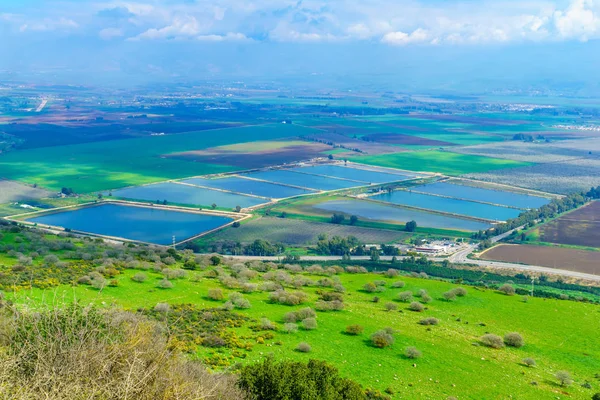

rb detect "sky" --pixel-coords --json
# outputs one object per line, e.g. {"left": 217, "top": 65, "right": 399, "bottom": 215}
{"left": 1, "top": 0, "right": 600, "bottom": 92}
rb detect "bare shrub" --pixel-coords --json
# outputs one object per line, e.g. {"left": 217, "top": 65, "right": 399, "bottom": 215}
{"left": 0, "top": 303, "right": 244, "bottom": 399}
{"left": 269, "top": 290, "right": 308, "bottom": 306}
{"left": 283, "top": 323, "right": 298, "bottom": 334}
{"left": 158, "top": 279, "right": 174, "bottom": 289}
{"left": 391, "top": 281, "right": 405, "bottom": 288}
{"left": 453, "top": 287, "right": 468, "bottom": 297}
{"left": 418, "top": 317, "right": 439, "bottom": 326}
{"left": 131, "top": 273, "right": 147, "bottom": 283}
{"left": 504, "top": 332, "right": 524, "bottom": 348}
{"left": 385, "top": 269, "right": 399, "bottom": 278}
{"left": 154, "top": 303, "right": 170, "bottom": 313}
{"left": 260, "top": 318, "right": 277, "bottom": 331}
{"left": 443, "top": 290, "right": 457, "bottom": 301}
{"left": 397, "top": 291, "right": 413, "bottom": 303}
{"left": 296, "top": 342, "right": 311, "bottom": 353}
{"left": 302, "top": 318, "right": 318, "bottom": 331}
{"left": 408, "top": 302, "right": 424, "bottom": 312}
{"left": 370, "top": 330, "right": 394, "bottom": 348}
{"left": 404, "top": 346, "right": 422, "bottom": 359}
{"left": 421, "top": 294, "right": 433, "bottom": 304}
{"left": 480, "top": 334, "right": 505, "bottom": 349}
{"left": 555, "top": 371, "right": 573, "bottom": 387}
{"left": 523, "top": 358, "right": 536, "bottom": 367}
{"left": 499, "top": 284, "right": 516, "bottom": 296}
{"left": 208, "top": 288, "right": 224, "bottom": 301}
{"left": 385, "top": 302, "right": 398, "bottom": 311}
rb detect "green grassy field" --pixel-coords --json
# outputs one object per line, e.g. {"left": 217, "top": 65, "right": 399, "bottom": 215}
{"left": 351, "top": 150, "right": 532, "bottom": 175}
{"left": 0, "top": 124, "right": 320, "bottom": 193}
{"left": 9, "top": 265, "right": 600, "bottom": 400}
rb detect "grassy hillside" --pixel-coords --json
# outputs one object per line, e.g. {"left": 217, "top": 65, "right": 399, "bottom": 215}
{"left": 2, "top": 222, "right": 599, "bottom": 399}
{"left": 6, "top": 264, "right": 599, "bottom": 398}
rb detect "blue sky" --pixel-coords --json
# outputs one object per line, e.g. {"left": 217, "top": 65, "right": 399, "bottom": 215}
{"left": 1, "top": 0, "right": 599, "bottom": 90}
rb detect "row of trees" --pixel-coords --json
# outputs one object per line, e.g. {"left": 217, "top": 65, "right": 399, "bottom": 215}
{"left": 473, "top": 190, "right": 593, "bottom": 240}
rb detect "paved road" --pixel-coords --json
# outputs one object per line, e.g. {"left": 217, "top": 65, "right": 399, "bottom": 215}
{"left": 229, "top": 254, "right": 600, "bottom": 282}
{"left": 228, "top": 225, "right": 600, "bottom": 283}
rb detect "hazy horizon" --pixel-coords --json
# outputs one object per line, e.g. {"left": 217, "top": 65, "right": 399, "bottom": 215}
{"left": 2, "top": 0, "right": 600, "bottom": 94}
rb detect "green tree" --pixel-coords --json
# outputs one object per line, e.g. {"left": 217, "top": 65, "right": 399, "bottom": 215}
{"left": 405, "top": 220, "right": 417, "bottom": 232}
{"left": 238, "top": 357, "right": 366, "bottom": 399}
{"left": 331, "top": 214, "right": 346, "bottom": 224}
{"left": 350, "top": 215, "right": 358, "bottom": 225}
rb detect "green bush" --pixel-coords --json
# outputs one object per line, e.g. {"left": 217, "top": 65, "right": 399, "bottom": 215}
{"left": 238, "top": 358, "right": 366, "bottom": 399}
{"left": 345, "top": 325, "right": 364, "bottom": 335}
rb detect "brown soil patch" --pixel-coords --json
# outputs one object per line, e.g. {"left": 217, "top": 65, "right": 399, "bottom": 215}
{"left": 362, "top": 133, "right": 454, "bottom": 146}
{"left": 480, "top": 244, "right": 600, "bottom": 275}
{"left": 166, "top": 142, "right": 332, "bottom": 169}
{"left": 540, "top": 201, "right": 600, "bottom": 248}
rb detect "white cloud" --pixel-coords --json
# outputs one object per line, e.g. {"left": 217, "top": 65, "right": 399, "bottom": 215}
{"left": 554, "top": 0, "right": 599, "bottom": 40}
{"left": 5, "top": 0, "right": 600, "bottom": 46}
{"left": 99, "top": 27, "right": 124, "bottom": 39}
{"left": 19, "top": 17, "right": 78, "bottom": 32}
{"left": 135, "top": 15, "right": 201, "bottom": 40}
{"left": 196, "top": 32, "right": 249, "bottom": 41}
{"left": 382, "top": 28, "right": 430, "bottom": 45}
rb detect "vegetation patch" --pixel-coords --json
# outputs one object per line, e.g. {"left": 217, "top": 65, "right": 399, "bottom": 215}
{"left": 351, "top": 150, "right": 531, "bottom": 175}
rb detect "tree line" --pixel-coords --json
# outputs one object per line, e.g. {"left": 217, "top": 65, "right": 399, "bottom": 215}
{"left": 473, "top": 187, "right": 600, "bottom": 240}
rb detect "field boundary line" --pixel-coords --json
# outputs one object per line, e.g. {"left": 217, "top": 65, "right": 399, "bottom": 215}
{"left": 172, "top": 181, "right": 271, "bottom": 200}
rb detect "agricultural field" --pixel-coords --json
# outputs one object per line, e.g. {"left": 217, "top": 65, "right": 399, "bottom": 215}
{"left": 166, "top": 140, "right": 334, "bottom": 169}
{"left": 0, "top": 123, "right": 322, "bottom": 193}
{"left": 480, "top": 244, "right": 600, "bottom": 275}
{"left": 200, "top": 216, "right": 410, "bottom": 246}
{"left": 536, "top": 201, "right": 600, "bottom": 248}
{"left": 454, "top": 140, "right": 592, "bottom": 163}
{"left": 351, "top": 150, "right": 531, "bottom": 175}
{"left": 4, "top": 245, "right": 599, "bottom": 399}
{"left": 466, "top": 158, "right": 600, "bottom": 194}
{"left": 0, "top": 179, "right": 52, "bottom": 203}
